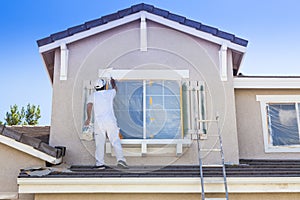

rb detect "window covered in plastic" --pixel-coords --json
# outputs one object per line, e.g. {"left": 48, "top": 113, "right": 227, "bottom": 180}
{"left": 267, "top": 103, "right": 300, "bottom": 146}
{"left": 114, "top": 80, "right": 182, "bottom": 139}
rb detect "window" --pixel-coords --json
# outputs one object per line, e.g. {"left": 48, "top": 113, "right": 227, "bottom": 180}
{"left": 82, "top": 69, "right": 206, "bottom": 155}
{"left": 257, "top": 95, "right": 300, "bottom": 152}
{"left": 114, "top": 80, "right": 182, "bottom": 140}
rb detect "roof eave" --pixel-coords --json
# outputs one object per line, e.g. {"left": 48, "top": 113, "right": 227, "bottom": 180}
{"left": 39, "top": 11, "right": 247, "bottom": 54}
{"left": 234, "top": 77, "right": 300, "bottom": 89}
{"left": 0, "top": 134, "right": 62, "bottom": 165}
{"left": 18, "top": 177, "right": 300, "bottom": 194}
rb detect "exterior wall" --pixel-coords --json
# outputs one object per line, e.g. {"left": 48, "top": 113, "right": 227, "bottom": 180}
{"left": 49, "top": 20, "right": 239, "bottom": 166}
{"left": 0, "top": 143, "right": 44, "bottom": 200}
{"left": 235, "top": 89, "right": 300, "bottom": 159}
{"left": 34, "top": 193, "right": 300, "bottom": 200}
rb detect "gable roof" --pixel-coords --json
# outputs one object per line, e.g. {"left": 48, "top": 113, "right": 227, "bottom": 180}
{"left": 0, "top": 125, "right": 64, "bottom": 164}
{"left": 38, "top": 3, "right": 248, "bottom": 82}
{"left": 37, "top": 3, "right": 248, "bottom": 48}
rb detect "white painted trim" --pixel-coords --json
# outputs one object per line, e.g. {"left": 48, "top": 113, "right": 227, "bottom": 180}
{"left": 0, "top": 192, "right": 18, "bottom": 199}
{"left": 106, "top": 137, "right": 191, "bottom": 157}
{"left": 117, "top": 139, "right": 192, "bottom": 145}
{"left": 0, "top": 135, "right": 62, "bottom": 164}
{"left": 234, "top": 77, "right": 300, "bottom": 88}
{"left": 60, "top": 43, "right": 69, "bottom": 80}
{"left": 219, "top": 44, "right": 227, "bottom": 81}
{"left": 39, "top": 12, "right": 143, "bottom": 53}
{"left": 98, "top": 69, "right": 189, "bottom": 80}
{"left": 256, "top": 95, "right": 300, "bottom": 102}
{"left": 140, "top": 14, "right": 147, "bottom": 51}
{"left": 39, "top": 11, "right": 247, "bottom": 54}
{"left": 18, "top": 177, "right": 300, "bottom": 194}
{"left": 256, "top": 95, "right": 300, "bottom": 153}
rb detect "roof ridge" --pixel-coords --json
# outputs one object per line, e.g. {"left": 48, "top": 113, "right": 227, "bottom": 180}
{"left": 37, "top": 3, "right": 248, "bottom": 47}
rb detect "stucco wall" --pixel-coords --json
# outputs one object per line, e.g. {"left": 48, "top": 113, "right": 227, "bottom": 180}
{"left": 34, "top": 193, "right": 300, "bottom": 200}
{"left": 0, "top": 143, "right": 44, "bottom": 198}
{"left": 235, "top": 89, "right": 300, "bottom": 159}
{"left": 49, "top": 20, "right": 239, "bottom": 166}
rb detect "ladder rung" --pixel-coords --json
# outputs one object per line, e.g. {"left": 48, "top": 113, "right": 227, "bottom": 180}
{"left": 201, "top": 149, "right": 221, "bottom": 152}
{"left": 202, "top": 164, "right": 223, "bottom": 167}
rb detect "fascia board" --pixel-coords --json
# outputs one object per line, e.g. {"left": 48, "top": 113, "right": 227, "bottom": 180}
{"left": 18, "top": 177, "right": 300, "bottom": 194}
{"left": 234, "top": 77, "right": 300, "bottom": 89}
{"left": 38, "top": 12, "right": 143, "bottom": 53}
{"left": 39, "top": 11, "right": 247, "bottom": 54}
{"left": 0, "top": 135, "right": 61, "bottom": 164}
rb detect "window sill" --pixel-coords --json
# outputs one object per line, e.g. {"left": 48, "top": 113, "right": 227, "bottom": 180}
{"left": 106, "top": 139, "right": 192, "bottom": 156}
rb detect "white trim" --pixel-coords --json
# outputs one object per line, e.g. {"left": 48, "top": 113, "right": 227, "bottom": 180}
{"left": 140, "top": 14, "right": 147, "bottom": 51}
{"left": 0, "top": 135, "right": 62, "bottom": 164}
{"left": 39, "top": 11, "right": 247, "bottom": 54}
{"left": 256, "top": 95, "right": 300, "bottom": 102}
{"left": 18, "top": 177, "right": 300, "bottom": 194}
{"left": 106, "top": 139, "right": 191, "bottom": 156}
{"left": 234, "top": 77, "right": 300, "bottom": 89}
{"left": 98, "top": 69, "right": 189, "bottom": 80}
{"left": 256, "top": 95, "right": 300, "bottom": 153}
{"left": 39, "top": 12, "right": 143, "bottom": 53}
{"left": 219, "top": 44, "right": 227, "bottom": 81}
{"left": 142, "top": 80, "right": 147, "bottom": 139}
{"left": 60, "top": 43, "right": 69, "bottom": 80}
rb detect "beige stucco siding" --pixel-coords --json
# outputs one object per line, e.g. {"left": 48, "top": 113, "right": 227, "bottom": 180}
{"left": 34, "top": 193, "right": 300, "bottom": 200}
{"left": 0, "top": 143, "right": 43, "bottom": 196}
{"left": 235, "top": 89, "right": 300, "bottom": 159}
{"left": 49, "top": 20, "right": 239, "bottom": 166}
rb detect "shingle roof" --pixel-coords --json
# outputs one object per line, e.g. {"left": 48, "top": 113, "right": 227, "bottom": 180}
{"left": 7, "top": 125, "right": 50, "bottom": 143}
{"left": 18, "top": 159, "right": 300, "bottom": 178}
{"left": 0, "top": 125, "right": 63, "bottom": 159}
{"left": 37, "top": 3, "right": 248, "bottom": 48}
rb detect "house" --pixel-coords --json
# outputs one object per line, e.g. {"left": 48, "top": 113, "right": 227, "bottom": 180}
{"left": 1, "top": 3, "right": 300, "bottom": 200}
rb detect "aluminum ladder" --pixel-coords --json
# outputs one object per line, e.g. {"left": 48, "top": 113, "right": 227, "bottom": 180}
{"left": 196, "top": 116, "right": 228, "bottom": 200}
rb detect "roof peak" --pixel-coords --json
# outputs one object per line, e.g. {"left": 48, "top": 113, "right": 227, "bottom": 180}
{"left": 37, "top": 3, "right": 248, "bottom": 47}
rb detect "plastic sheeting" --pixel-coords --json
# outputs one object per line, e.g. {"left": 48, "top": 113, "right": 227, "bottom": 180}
{"left": 114, "top": 80, "right": 181, "bottom": 139}
{"left": 267, "top": 103, "right": 300, "bottom": 146}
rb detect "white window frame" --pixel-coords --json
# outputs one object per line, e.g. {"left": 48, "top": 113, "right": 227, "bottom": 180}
{"left": 83, "top": 69, "right": 192, "bottom": 156}
{"left": 256, "top": 95, "right": 300, "bottom": 153}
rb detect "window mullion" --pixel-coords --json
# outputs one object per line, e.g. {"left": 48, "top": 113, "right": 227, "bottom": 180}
{"left": 143, "top": 80, "right": 146, "bottom": 139}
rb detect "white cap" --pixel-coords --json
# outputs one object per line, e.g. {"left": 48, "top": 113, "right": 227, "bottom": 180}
{"left": 94, "top": 79, "right": 106, "bottom": 89}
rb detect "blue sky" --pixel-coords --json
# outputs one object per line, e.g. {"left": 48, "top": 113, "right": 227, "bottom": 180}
{"left": 0, "top": 0, "right": 300, "bottom": 125}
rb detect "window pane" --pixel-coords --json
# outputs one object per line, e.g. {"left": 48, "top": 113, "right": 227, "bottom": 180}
{"left": 146, "top": 80, "right": 181, "bottom": 139}
{"left": 114, "top": 81, "right": 143, "bottom": 139}
{"left": 268, "top": 103, "right": 300, "bottom": 146}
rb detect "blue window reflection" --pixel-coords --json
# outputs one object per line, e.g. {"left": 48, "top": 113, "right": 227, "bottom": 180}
{"left": 114, "top": 80, "right": 182, "bottom": 139}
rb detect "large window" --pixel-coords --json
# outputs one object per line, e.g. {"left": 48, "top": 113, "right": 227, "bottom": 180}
{"left": 82, "top": 69, "right": 206, "bottom": 155}
{"left": 257, "top": 95, "right": 300, "bottom": 152}
{"left": 114, "top": 80, "right": 182, "bottom": 140}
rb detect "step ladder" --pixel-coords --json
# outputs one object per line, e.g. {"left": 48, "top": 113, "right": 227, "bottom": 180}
{"left": 196, "top": 116, "right": 228, "bottom": 200}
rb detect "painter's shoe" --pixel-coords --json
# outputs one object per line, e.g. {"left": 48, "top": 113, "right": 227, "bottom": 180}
{"left": 117, "top": 160, "right": 128, "bottom": 169}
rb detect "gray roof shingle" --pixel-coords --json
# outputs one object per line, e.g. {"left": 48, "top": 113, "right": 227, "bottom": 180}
{"left": 0, "top": 125, "right": 63, "bottom": 159}
{"left": 18, "top": 159, "right": 300, "bottom": 178}
{"left": 37, "top": 3, "right": 248, "bottom": 48}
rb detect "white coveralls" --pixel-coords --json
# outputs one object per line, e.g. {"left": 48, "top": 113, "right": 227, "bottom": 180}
{"left": 87, "top": 89, "right": 126, "bottom": 166}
